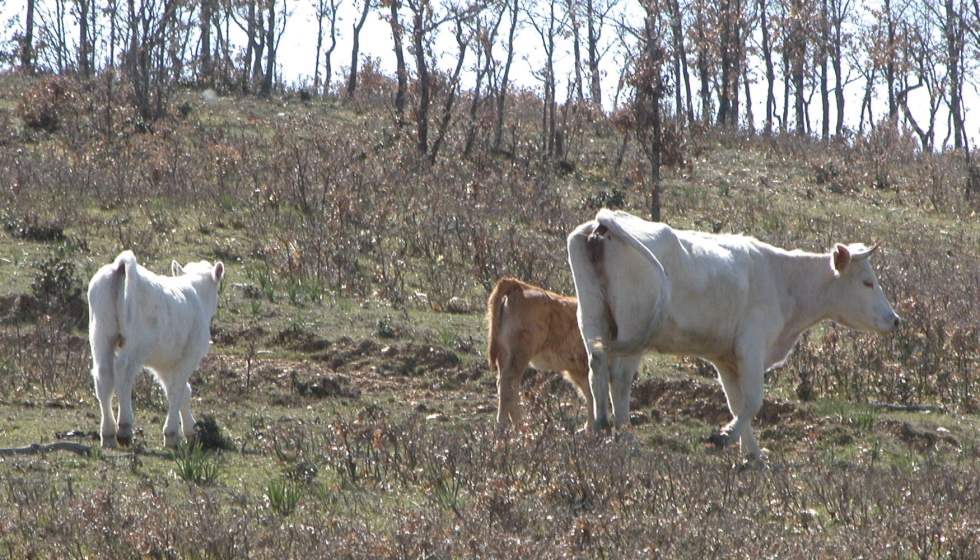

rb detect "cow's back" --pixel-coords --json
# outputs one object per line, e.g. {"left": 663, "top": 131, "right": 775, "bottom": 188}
{"left": 602, "top": 212, "right": 779, "bottom": 358}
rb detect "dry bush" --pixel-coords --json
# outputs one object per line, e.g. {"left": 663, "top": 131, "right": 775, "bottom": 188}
{"left": 16, "top": 76, "right": 82, "bottom": 133}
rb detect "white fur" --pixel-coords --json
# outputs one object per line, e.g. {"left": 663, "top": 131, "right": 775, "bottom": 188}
{"left": 87, "top": 250, "right": 225, "bottom": 449}
{"left": 568, "top": 209, "right": 900, "bottom": 460}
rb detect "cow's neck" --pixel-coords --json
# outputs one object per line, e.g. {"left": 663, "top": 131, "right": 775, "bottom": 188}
{"left": 768, "top": 251, "right": 838, "bottom": 366}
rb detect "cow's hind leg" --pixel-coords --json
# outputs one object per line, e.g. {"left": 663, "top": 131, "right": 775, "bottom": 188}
{"left": 112, "top": 352, "right": 143, "bottom": 447}
{"left": 91, "top": 337, "right": 118, "bottom": 448}
{"left": 587, "top": 349, "right": 612, "bottom": 432}
{"left": 609, "top": 354, "right": 642, "bottom": 429}
{"left": 711, "top": 360, "right": 764, "bottom": 461}
{"left": 496, "top": 348, "right": 531, "bottom": 428}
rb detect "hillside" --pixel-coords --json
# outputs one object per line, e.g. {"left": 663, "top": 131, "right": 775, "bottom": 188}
{"left": 0, "top": 76, "right": 979, "bottom": 557}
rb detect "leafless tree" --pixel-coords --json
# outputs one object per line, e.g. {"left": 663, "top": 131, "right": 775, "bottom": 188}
{"left": 525, "top": 0, "right": 568, "bottom": 155}
{"left": 493, "top": 0, "right": 519, "bottom": 151}
{"left": 313, "top": 0, "right": 341, "bottom": 95}
{"left": 347, "top": 0, "right": 373, "bottom": 97}
{"left": 21, "top": 0, "right": 37, "bottom": 73}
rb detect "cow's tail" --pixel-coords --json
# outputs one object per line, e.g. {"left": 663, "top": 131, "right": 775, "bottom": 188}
{"left": 487, "top": 278, "right": 523, "bottom": 370}
{"left": 593, "top": 210, "right": 671, "bottom": 356}
{"left": 115, "top": 250, "right": 140, "bottom": 335}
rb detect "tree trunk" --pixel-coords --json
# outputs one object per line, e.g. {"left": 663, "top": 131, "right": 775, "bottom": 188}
{"left": 389, "top": 0, "right": 408, "bottom": 120}
{"left": 586, "top": 0, "right": 601, "bottom": 106}
{"left": 411, "top": 2, "right": 429, "bottom": 154}
{"left": 21, "top": 0, "right": 35, "bottom": 73}
{"left": 819, "top": 0, "right": 829, "bottom": 140}
{"left": 260, "top": 0, "right": 277, "bottom": 96}
{"left": 201, "top": 0, "right": 213, "bottom": 86}
{"left": 494, "top": 0, "right": 519, "bottom": 150}
{"left": 78, "top": 0, "right": 91, "bottom": 78}
{"left": 759, "top": 0, "right": 775, "bottom": 134}
{"left": 347, "top": 0, "right": 371, "bottom": 97}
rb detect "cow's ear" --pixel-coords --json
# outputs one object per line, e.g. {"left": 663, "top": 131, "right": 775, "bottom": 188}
{"left": 214, "top": 262, "right": 225, "bottom": 283}
{"left": 833, "top": 244, "right": 851, "bottom": 273}
{"left": 172, "top": 261, "right": 185, "bottom": 276}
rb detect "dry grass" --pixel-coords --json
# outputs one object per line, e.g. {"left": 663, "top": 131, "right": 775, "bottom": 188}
{"left": 1, "top": 72, "right": 980, "bottom": 557}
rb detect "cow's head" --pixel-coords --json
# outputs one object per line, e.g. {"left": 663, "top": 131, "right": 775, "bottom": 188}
{"left": 831, "top": 243, "right": 900, "bottom": 333}
{"left": 173, "top": 259, "right": 225, "bottom": 316}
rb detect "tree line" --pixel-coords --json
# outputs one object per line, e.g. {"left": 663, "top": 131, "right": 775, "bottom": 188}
{"left": 6, "top": 0, "right": 980, "bottom": 157}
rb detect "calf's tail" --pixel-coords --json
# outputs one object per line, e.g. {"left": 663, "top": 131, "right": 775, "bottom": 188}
{"left": 486, "top": 278, "right": 523, "bottom": 370}
{"left": 115, "top": 250, "right": 140, "bottom": 334}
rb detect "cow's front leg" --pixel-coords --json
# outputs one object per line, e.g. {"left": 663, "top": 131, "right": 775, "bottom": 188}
{"left": 711, "top": 358, "right": 765, "bottom": 461}
{"left": 162, "top": 378, "right": 191, "bottom": 449}
{"left": 179, "top": 381, "right": 198, "bottom": 445}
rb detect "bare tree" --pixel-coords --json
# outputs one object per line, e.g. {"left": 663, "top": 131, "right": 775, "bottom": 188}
{"left": 463, "top": 0, "right": 506, "bottom": 155}
{"left": 21, "top": 0, "right": 37, "bottom": 74}
{"left": 525, "top": 0, "right": 568, "bottom": 155}
{"left": 493, "top": 0, "right": 519, "bottom": 150}
{"left": 260, "top": 0, "right": 289, "bottom": 96}
{"left": 385, "top": 0, "right": 409, "bottom": 119}
{"left": 757, "top": 0, "right": 777, "bottom": 133}
{"left": 940, "top": 0, "right": 968, "bottom": 151}
{"left": 827, "top": 0, "right": 852, "bottom": 137}
{"left": 347, "top": 0, "right": 373, "bottom": 97}
{"left": 585, "top": 0, "right": 618, "bottom": 108}
{"left": 620, "top": 0, "right": 669, "bottom": 220}
{"left": 430, "top": 11, "right": 476, "bottom": 162}
{"left": 313, "top": 0, "right": 340, "bottom": 95}
{"left": 124, "top": 0, "right": 181, "bottom": 123}
{"left": 665, "top": 0, "right": 693, "bottom": 122}
{"left": 200, "top": 0, "right": 213, "bottom": 85}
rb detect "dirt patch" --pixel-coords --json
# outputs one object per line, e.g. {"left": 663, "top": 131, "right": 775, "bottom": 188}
{"left": 882, "top": 419, "right": 961, "bottom": 452}
{"left": 310, "top": 337, "right": 473, "bottom": 380}
{"left": 631, "top": 377, "right": 811, "bottom": 427}
{"left": 290, "top": 372, "right": 360, "bottom": 399}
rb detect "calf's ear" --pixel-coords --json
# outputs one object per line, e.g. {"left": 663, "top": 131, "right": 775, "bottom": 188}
{"left": 214, "top": 262, "right": 225, "bottom": 283}
{"left": 832, "top": 244, "right": 851, "bottom": 274}
{"left": 172, "top": 261, "right": 185, "bottom": 276}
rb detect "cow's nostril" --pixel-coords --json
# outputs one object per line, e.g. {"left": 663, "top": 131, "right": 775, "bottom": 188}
{"left": 894, "top": 317, "right": 901, "bottom": 328}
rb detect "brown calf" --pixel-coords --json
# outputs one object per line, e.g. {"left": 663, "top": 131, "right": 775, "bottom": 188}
{"left": 486, "top": 277, "right": 592, "bottom": 428}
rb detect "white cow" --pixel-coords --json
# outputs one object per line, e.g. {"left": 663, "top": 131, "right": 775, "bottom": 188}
{"left": 88, "top": 250, "right": 225, "bottom": 449}
{"left": 567, "top": 209, "right": 900, "bottom": 460}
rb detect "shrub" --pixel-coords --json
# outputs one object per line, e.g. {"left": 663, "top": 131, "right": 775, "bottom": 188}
{"left": 16, "top": 76, "right": 80, "bottom": 133}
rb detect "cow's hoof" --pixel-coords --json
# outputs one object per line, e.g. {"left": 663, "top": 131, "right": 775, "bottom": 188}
{"left": 115, "top": 434, "right": 132, "bottom": 447}
{"left": 592, "top": 418, "right": 613, "bottom": 434}
{"left": 101, "top": 435, "right": 119, "bottom": 449}
{"left": 705, "top": 431, "right": 730, "bottom": 449}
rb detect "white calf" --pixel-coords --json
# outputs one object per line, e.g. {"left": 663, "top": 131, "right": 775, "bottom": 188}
{"left": 88, "top": 250, "right": 224, "bottom": 449}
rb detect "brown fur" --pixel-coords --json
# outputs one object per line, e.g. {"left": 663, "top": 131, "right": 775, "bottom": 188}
{"left": 486, "top": 277, "right": 592, "bottom": 428}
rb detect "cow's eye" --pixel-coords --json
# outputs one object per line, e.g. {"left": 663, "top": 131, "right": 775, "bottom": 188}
{"left": 863, "top": 280, "right": 874, "bottom": 288}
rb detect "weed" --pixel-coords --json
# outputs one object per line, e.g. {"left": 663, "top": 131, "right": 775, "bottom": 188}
{"left": 195, "top": 415, "right": 233, "bottom": 451}
{"left": 171, "top": 445, "right": 220, "bottom": 485}
{"left": 375, "top": 315, "right": 398, "bottom": 339}
{"left": 266, "top": 478, "right": 302, "bottom": 516}
{"left": 30, "top": 254, "right": 84, "bottom": 310}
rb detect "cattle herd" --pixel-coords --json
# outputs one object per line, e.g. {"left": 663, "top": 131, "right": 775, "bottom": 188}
{"left": 88, "top": 210, "right": 899, "bottom": 461}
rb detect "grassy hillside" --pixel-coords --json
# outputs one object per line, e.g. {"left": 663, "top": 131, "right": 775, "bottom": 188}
{"left": 0, "top": 75, "right": 979, "bottom": 557}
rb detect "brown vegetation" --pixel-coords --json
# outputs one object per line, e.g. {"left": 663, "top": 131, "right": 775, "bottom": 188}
{"left": 0, "top": 64, "right": 979, "bottom": 555}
